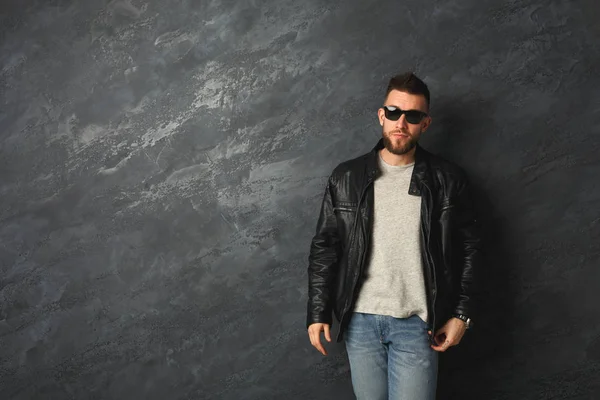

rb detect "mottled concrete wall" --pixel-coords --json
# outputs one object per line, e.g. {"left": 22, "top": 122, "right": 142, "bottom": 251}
{"left": 1, "top": 1, "right": 599, "bottom": 399}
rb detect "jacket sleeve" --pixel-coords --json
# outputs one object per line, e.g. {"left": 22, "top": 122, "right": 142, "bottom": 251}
{"left": 452, "top": 173, "right": 483, "bottom": 321}
{"left": 306, "top": 174, "right": 341, "bottom": 329}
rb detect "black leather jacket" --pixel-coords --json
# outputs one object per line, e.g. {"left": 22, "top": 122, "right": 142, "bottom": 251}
{"left": 307, "top": 138, "right": 483, "bottom": 344}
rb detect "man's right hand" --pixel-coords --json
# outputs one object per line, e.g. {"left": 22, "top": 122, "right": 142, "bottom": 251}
{"left": 308, "top": 323, "right": 332, "bottom": 355}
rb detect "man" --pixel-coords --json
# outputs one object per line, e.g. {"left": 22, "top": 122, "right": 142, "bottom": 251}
{"left": 306, "top": 72, "right": 482, "bottom": 399}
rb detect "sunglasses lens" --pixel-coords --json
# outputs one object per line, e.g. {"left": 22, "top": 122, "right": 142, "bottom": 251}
{"left": 384, "top": 107, "right": 401, "bottom": 121}
{"left": 405, "top": 111, "right": 424, "bottom": 124}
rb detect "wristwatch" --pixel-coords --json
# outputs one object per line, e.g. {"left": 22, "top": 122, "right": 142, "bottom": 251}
{"left": 453, "top": 314, "right": 473, "bottom": 329}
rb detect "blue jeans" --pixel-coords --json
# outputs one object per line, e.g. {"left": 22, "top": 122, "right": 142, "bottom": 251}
{"left": 344, "top": 312, "right": 438, "bottom": 400}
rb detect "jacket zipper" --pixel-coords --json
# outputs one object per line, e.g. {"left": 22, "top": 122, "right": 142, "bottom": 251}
{"left": 421, "top": 181, "right": 437, "bottom": 342}
{"left": 339, "top": 177, "right": 373, "bottom": 336}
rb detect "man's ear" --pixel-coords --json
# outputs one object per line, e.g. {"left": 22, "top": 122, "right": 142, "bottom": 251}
{"left": 377, "top": 108, "right": 384, "bottom": 125}
{"left": 422, "top": 115, "right": 432, "bottom": 131}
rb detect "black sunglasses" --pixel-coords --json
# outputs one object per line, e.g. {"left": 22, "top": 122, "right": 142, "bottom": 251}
{"left": 382, "top": 105, "right": 428, "bottom": 124}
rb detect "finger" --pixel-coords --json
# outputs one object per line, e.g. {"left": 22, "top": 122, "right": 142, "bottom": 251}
{"left": 313, "top": 332, "right": 327, "bottom": 355}
{"left": 430, "top": 343, "right": 444, "bottom": 352}
{"left": 316, "top": 340, "right": 327, "bottom": 355}
{"left": 431, "top": 338, "right": 452, "bottom": 352}
{"left": 324, "top": 325, "right": 331, "bottom": 342}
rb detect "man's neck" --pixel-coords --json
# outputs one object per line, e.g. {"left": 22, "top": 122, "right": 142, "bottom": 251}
{"left": 379, "top": 147, "right": 416, "bottom": 166}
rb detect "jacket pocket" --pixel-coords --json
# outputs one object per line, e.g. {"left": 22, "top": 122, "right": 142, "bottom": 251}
{"left": 333, "top": 201, "right": 358, "bottom": 213}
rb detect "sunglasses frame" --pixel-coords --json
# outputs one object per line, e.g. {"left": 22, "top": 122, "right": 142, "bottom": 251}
{"left": 382, "top": 105, "right": 428, "bottom": 124}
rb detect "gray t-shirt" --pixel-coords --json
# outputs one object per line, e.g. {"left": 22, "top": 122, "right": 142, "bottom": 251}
{"left": 353, "top": 151, "right": 429, "bottom": 324}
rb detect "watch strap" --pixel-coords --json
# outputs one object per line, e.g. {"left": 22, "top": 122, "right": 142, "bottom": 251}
{"left": 453, "top": 314, "right": 472, "bottom": 329}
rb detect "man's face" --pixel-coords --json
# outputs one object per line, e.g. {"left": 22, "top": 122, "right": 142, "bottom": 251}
{"left": 377, "top": 90, "right": 432, "bottom": 155}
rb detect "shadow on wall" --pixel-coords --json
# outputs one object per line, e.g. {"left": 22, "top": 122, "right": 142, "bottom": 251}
{"left": 424, "top": 96, "right": 517, "bottom": 400}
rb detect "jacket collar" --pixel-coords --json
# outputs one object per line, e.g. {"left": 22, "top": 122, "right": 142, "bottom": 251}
{"left": 366, "top": 138, "right": 431, "bottom": 196}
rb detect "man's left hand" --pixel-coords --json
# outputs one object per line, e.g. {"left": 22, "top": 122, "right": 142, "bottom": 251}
{"left": 429, "top": 317, "right": 467, "bottom": 352}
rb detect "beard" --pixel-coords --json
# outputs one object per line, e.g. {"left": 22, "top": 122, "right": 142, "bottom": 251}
{"left": 382, "top": 129, "right": 419, "bottom": 155}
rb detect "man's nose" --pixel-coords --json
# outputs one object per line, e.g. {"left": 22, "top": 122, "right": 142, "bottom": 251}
{"left": 395, "top": 113, "right": 408, "bottom": 128}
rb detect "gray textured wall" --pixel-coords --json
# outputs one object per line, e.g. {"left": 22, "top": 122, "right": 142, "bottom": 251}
{"left": 1, "top": 0, "right": 599, "bottom": 399}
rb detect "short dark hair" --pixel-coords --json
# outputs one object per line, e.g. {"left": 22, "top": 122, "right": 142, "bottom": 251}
{"left": 384, "top": 72, "right": 430, "bottom": 110}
